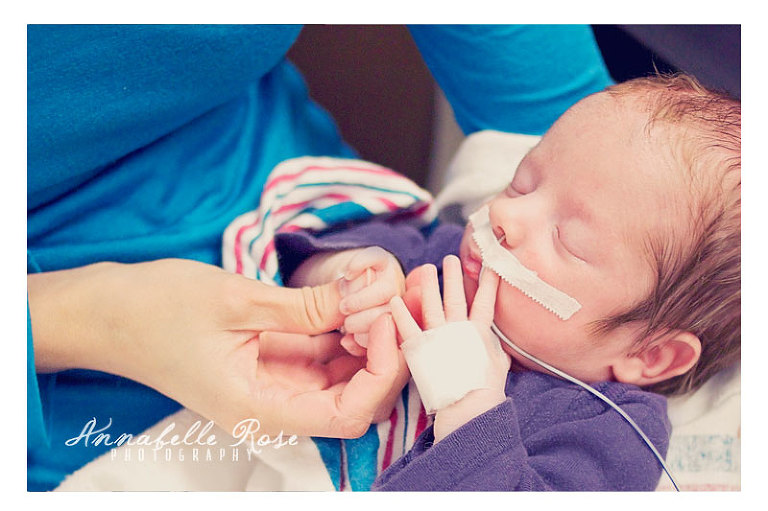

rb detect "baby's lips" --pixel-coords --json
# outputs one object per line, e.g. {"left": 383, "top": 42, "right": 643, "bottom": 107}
{"left": 462, "top": 252, "right": 482, "bottom": 279}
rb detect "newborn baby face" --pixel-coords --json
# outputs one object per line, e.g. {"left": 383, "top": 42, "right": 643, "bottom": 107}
{"left": 459, "top": 92, "right": 690, "bottom": 382}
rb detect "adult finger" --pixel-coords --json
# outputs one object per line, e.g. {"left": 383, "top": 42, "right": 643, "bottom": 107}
{"left": 284, "top": 314, "right": 400, "bottom": 438}
{"left": 255, "top": 280, "right": 345, "bottom": 334}
{"left": 343, "top": 304, "right": 390, "bottom": 334}
{"left": 469, "top": 266, "right": 500, "bottom": 326}
{"left": 326, "top": 352, "right": 367, "bottom": 385}
{"left": 258, "top": 331, "right": 346, "bottom": 363}
{"left": 442, "top": 255, "right": 468, "bottom": 322}
{"left": 333, "top": 314, "right": 401, "bottom": 435}
{"left": 420, "top": 264, "right": 445, "bottom": 329}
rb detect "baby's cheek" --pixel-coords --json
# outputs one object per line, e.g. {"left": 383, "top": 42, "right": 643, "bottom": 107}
{"left": 493, "top": 285, "right": 562, "bottom": 347}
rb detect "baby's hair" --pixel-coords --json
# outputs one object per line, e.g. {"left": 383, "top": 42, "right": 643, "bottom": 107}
{"left": 594, "top": 73, "right": 741, "bottom": 395}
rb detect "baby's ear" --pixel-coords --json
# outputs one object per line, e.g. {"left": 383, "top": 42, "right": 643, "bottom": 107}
{"left": 612, "top": 331, "right": 701, "bottom": 387}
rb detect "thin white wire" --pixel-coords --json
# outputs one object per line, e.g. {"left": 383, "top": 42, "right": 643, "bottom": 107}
{"left": 489, "top": 322, "right": 680, "bottom": 492}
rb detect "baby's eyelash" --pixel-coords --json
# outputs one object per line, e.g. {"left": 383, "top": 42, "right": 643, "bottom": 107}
{"left": 555, "top": 226, "right": 586, "bottom": 263}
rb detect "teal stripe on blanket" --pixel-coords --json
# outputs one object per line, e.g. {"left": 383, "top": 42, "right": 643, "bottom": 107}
{"left": 312, "top": 424, "right": 381, "bottom": 491}
{"left": 345, "top": 424, "right": 380, "bottom": 491}
{"left": 313, "top": 202, "right": 374, "bottom": 225}
{"left": 312, "top": 437, "right": 342, "bottom": 490}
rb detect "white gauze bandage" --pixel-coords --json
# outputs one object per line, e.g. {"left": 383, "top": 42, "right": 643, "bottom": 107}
{"left": 401, "top": 321, "right": 492, "bottom": 414}
{"left": 469, "top": 205, "right": 581, "bottom": 320}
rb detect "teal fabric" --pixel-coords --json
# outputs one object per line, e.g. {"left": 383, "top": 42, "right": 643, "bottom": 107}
{"left": 27, "top": 300, "right": 47, "bottom": 451}
{"left": 409, "top": 25, "right": 612, "bottom": 135}
{"left": 26, "top": 24, "right": 611, "bottom": 491}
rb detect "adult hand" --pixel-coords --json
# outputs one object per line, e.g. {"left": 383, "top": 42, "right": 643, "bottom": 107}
{"left": 27, "top": 258, "right": 403, "bottom": 437}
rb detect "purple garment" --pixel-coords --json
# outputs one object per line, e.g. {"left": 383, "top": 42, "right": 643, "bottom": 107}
{"left": 275, "top": 220, "right": 464, "bottom": 282}
{"left": 275, "top": 220, "right": 671, "bottom": 491}
{"left": 373, "top": 370, "right": 669, "bottom": 491}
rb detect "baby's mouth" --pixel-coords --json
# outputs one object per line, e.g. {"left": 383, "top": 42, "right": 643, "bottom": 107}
{"left": 461, "top": 240, "right": 483, "bottom": 280}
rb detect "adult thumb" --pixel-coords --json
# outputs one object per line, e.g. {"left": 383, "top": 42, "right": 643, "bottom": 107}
{"left": 266, "top": 279, "right": 346, "bottom": 335}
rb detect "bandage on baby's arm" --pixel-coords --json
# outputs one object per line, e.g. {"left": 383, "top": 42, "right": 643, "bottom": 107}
{"left": 401, "top": 321, "right": 493, "bottom": 414}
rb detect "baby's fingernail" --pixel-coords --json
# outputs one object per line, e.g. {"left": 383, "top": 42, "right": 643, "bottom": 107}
{"left": 339, "top": 299, "right": 351, "bottom": 315}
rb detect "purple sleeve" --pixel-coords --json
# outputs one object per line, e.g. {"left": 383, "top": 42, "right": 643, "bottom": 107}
{"left": 274, "top": 221, "right": 463, "bottom": 284}
{"left": 373, "top": 375, "right": 671, "bottom": 491}
{"left": 373, "top": 399, "right": 537, "bottom": 491}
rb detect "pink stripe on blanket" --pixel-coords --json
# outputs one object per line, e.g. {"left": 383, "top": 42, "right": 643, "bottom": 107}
{"left": 377, "top": 197, "right": 402, "bottom": 212}
{"left": 258, "top": 240, "right": 275, "bottom": 272}
{"left": 264, "top": 164, "right": 399, "bottom": 193}
{"left": 233, "top": 214, "right": 261, "bottom": 275}
{"left": 382, "top": 407, "right": 399, "bottom": 471}
{"left": 277, "top": 224, "right": 304, "bottom": 233}
{"left": 415, "top": 406, "right": 428, "bottom": 440}
{"left": 257, "top": 224, "right": 305, "bottom": 272}
{"left": 233, "top": 192, "right": 351, "bottom": 275}
{"left": 274, "top": 199, "right": 313, "bottom": 214}
{"left": 273, "top": 193, "right": 352, "bottom": 215}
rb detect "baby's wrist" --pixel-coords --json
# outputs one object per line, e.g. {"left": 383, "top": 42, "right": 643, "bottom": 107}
{"left": 432, "top": 388, "right": 507, "bottom": 442}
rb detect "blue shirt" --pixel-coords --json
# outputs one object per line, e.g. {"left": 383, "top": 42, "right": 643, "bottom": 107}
{"left": 27, "top": 24, "right": 611, "bottom": 490}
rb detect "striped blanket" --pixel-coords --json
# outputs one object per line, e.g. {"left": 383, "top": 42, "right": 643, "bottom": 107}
{"left": 222, "top": 156, "right": 436, "bottom": 490}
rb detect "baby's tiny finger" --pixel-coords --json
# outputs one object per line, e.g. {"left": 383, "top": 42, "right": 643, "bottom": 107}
{"left": 442, "top": 255, "right": 468, "bottom": 322}
{"left": 469, "top": 266, "right": 500, "bottom": 325}
{"left": 339, "top": 272, "right": 370, "bottom": 298}
{"left": 344, "top": 246, "right": 391, "bottom": 279}
{"left": 420, "top": 264, "right": 446, "bottom": 329}
{"left": 340, "top": 280, "right": 398, "bottom": 315}
{"left": 389, "top": 295, "right": 422, "bottom": 341}
{"left": 402, "top": 285, "right": 423, "bottom": 329}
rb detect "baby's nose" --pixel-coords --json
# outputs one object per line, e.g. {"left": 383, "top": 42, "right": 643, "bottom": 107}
{"left": 489, "top": 203, "right": 527, "bottom": 249}
{"left": 497, "top": 223, "right": 526, "bottom": 249}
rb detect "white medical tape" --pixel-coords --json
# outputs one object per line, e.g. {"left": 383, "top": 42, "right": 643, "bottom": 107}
{"left": 401, "top": 321, "right": 492, "bottom": 414}
{"left": 469, "top": 205, "right": 581, "bottom": 320}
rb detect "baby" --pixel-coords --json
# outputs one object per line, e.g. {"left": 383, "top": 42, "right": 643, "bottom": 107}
{"left": 274, "top": 74, "right": 741, "bottom": 490}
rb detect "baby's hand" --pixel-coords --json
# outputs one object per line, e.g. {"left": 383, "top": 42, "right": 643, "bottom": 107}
{"left": 389, "top": 256, "right": 511, "bottom": 441}
{"left": 338, "top": 247, "right": 405, "bottom": 356}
